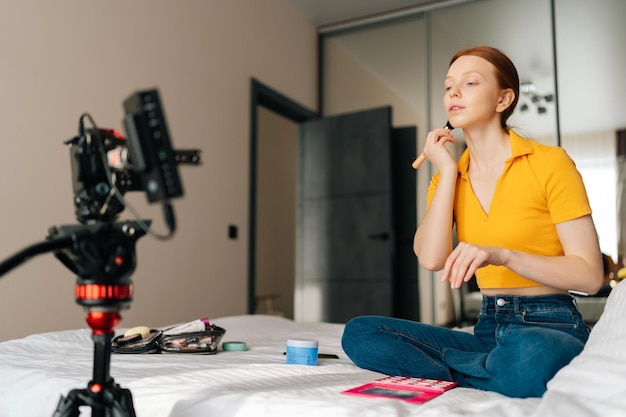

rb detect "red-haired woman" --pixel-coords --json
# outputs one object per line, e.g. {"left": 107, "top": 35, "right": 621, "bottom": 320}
{"left": 341, "top": 46, "right": 603, "bottom": 398}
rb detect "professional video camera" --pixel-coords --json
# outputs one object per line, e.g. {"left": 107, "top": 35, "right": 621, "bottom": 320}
{"left": 0, "top": 88, "right": 201, "bottom": 417}
{"left": 68, "top": 89, "right": 200, "bottom": 224}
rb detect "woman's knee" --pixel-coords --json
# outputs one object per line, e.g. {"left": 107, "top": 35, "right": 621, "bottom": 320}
{"left": 341, "top": 316, "right": 378, "bottom": 354}
{"left": 483, "top": 327, "right": 584, "bottom": 397}
{"left": 343, "top": 316, "right": 374, "bottom": 339}
{"left": 498, "top": 326, "right": 584, "bottom": 364}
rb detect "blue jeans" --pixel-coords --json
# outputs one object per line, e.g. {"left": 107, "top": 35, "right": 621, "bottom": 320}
{"left": 341, "top": 294, "right": 589, "bottom": 398}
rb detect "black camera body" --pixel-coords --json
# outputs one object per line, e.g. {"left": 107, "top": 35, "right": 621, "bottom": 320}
{"left": 67, "top": 128, "right": 139, "bottom": 222}
{"left": 67, "top": 89, "right": 199, "bottom": 223}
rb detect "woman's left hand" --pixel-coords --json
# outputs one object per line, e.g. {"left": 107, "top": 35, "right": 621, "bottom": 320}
{"left": 441, "top": 242, "right": 504, "bottom": 289}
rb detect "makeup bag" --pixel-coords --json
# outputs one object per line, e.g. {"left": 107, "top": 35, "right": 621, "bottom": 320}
{"left": 111, "top": 325, "right": 226, "bottom": 354}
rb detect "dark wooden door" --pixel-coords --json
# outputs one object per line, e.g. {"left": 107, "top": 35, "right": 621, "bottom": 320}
{"left": 391, "top": 126, "right": 418, "bottom": 321}
{"left": 296, "top": 107, "right": 398, "bottom": 323}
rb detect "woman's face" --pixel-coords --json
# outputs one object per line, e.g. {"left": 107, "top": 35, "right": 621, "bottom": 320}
{"left": 444, "top": 55, "right": 504, "bottom": 129}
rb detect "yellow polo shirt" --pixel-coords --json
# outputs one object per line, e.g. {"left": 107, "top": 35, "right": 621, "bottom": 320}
{"left": 427, "top": 130, "right": 591, "bottom": 289}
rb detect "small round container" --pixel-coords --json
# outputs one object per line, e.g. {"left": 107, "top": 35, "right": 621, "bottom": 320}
{"left": 285, "top": 339, "right": 318, "bottom": 366}
{"left": 222, "top": 341, "right": 248, "bottom": 351}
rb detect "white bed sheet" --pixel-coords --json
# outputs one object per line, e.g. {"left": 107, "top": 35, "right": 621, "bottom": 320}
{"left": 1, "top": 282, "right": 626, "bottom": 417}
{"left": 0, "top": 315, "right": 527, "bottom": 417}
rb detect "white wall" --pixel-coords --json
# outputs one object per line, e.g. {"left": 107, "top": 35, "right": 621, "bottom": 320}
{"left": 0, "top": 0, "right": 317, "bottom": 342}
{"left": 561, "top": 131, "right": 619, "bottom": 260}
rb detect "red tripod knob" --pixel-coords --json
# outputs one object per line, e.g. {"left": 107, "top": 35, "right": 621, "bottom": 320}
{"left": 86, "top": 311, "right": 123, "bottom": 335}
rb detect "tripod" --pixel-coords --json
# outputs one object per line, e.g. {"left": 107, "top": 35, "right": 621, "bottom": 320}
{"left": 0, "top": 93, "right": 199, "bottom": 416}
{"left": 0, "top": 220, "right": 148, "bottom": 417}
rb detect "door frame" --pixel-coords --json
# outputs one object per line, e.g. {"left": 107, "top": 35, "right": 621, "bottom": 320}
{"left": 248, "top": 78, "right": 317, "bottom": 313}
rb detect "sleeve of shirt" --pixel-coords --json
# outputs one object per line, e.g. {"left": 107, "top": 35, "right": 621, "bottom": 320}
{"left": 538, "top": 147, "right": 592, "bottom": 224}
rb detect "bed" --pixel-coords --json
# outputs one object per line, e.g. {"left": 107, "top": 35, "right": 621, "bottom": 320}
{"left": 1, "top": 282, "right": 625, "bottom": 417}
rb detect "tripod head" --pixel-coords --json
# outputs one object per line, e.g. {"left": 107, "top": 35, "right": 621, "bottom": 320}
{"left": 48, "top": 221, "right": 146, "bottom": 312}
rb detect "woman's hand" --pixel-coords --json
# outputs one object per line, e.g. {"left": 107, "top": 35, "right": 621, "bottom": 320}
{"left": 422, "top": 126, "right": 457, "bottom": 172}
{"left": 440, "top": 216, "right": 604, "bottom": 294}
{"left": 441, "top": 242, "right": 505, "bottom": 289}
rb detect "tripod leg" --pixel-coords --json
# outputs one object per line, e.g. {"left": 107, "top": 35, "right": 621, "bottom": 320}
{"left": 52, "top": 386, "right": 136, "bottom": 417}
{"left": 51, "top": 389, "right": 84, "bottom": 417}
{"left": 104, "top": 386, "right": 137, "bottom": 417}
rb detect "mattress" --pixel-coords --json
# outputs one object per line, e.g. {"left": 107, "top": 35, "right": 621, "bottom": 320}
{"left": 1, "top": 282, "right": 626, "bottom": 417}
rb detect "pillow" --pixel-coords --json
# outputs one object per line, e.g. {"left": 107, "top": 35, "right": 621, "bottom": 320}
{"left": 531, "top": 282, "right": 626, "bottom": 417}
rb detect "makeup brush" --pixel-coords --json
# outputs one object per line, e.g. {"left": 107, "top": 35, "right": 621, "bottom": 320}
{"left": 411, "top": 121, "right": 454, "bottom": 169}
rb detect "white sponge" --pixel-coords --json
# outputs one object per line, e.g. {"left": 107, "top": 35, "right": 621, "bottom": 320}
{"left": 124, "top": 326, "right": 151, "bottom": 338}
